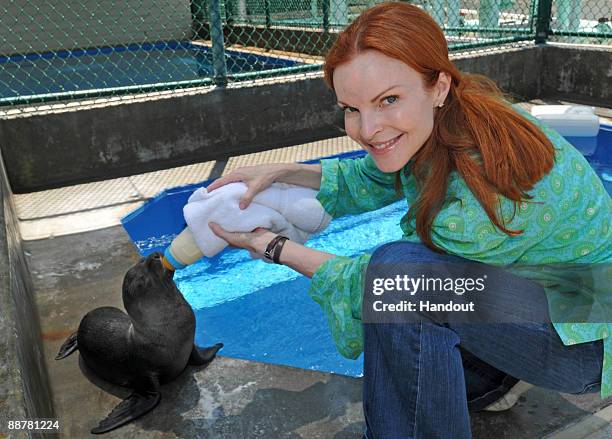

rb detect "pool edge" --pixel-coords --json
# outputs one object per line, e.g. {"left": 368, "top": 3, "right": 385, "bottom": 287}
{"left": 0, "top": 152, "right": 56, "bottom": 437}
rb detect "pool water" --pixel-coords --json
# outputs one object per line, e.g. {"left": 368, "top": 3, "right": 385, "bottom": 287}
{"left": 176, "top": 201, "right": 406, "bottom": 376}
{"left": 123, "top": 126, "right": 612, "bottom": 378}
{"left": 0, "top": 41, "right": 302, "bottom": 102}
{"left": 573, "top": 126, "right": 612, "bottom": 195}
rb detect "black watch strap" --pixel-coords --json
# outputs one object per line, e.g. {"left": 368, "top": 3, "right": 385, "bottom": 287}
{"left": 272, "top": 237, "right": 288, "bottom": 264}
{"left": 264, "top": 235, "right": 289, "bottom": 264}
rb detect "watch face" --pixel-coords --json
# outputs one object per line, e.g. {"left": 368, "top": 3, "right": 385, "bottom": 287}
{"left": 264, "top": 236, "right": 287, "bottom": 263}
{"left": 264, "top": 236, "right": 281, "bottom": 260}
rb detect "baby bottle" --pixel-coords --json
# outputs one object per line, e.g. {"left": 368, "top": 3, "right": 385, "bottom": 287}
{"left": 162, "top": 227, "right": 203, "bottom": 271}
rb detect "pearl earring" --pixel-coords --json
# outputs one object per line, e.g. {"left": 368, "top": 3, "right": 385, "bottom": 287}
{"left": 437, "top": 102, "right": 444, "bottom": 108}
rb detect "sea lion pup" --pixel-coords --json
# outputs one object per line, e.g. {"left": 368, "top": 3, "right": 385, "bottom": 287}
{"left": 56, "top": 252, "right": 223, "bottom": 434}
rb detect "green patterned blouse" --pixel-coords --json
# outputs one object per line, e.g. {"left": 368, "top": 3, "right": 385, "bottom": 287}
{"left": 309, "top": 110, "right": 612, "bottom": 398}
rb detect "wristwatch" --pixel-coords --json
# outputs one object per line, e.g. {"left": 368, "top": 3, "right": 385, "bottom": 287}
{"left": 264, "top": 235, "right": 289, "bottom": 264}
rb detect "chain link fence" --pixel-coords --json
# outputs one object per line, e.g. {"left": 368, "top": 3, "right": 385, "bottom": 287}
{"left": 0, "top": 0, "right": 609, "bottom": 109}
{"left": 549, "top": 0, "right": 611, "bottom": 43}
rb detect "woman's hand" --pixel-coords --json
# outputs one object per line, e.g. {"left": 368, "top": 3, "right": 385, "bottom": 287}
{"left": 206, "top": 164, "right": 289, "bottom": 210}
{"left": 209, "top": 221, "right": 337, "bottom": 278}
{"left": 206, "top": 162, "right": 323, "bottom": 209}
{"left": 208, "top": 222, "right": 276, "bottom": 256}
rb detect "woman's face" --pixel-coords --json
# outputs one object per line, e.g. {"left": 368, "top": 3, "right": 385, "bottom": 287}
{"left": 333, "top": 50, "right": 450, "bottom": 173}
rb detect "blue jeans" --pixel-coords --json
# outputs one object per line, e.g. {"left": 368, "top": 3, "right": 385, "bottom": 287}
{"left": 362, "top": 241, "right": 603, "bottom": 439}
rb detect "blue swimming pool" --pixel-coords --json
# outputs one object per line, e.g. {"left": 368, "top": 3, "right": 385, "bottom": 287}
{"left": 0, "top": 41, "right": 303, "bottom": 103}
{"left": 123, "top": 126, "right": 612, "bottom": 377}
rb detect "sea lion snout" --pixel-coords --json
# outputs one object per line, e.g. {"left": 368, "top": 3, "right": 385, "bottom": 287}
{"left": 146, "top": 252, "right": 174, "bottom": 280}
{"left": 145, "top": 252, "right": 161, "bottom": 268}
{"left": 123, "top": 252, "right": 173, "bottom": 297}
{"left": 140, "top": 252, "right": 171, "bottom": 278}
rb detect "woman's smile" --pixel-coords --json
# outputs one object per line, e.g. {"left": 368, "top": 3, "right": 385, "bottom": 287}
{"left": 367, "top": 134, "right": 404, "bottom": 155}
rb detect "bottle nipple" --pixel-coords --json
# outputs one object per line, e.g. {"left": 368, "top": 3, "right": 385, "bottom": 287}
{"left": 161, "top": 254, "right": 176, "bottom": 271}
{"left": 162, "top": 227, "right": 202, "bottom": 270}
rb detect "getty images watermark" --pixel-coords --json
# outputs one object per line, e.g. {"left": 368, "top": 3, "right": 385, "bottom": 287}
{"left": 370, "top": 274, "right": 486, "bottom": 313}
{"left": 361, "top": 261, "right": 563, "bottom": 324}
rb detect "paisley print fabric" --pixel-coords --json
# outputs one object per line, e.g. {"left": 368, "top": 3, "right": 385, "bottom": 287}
{"left": 310, "top": 109, "right": 612, "bottom": 397}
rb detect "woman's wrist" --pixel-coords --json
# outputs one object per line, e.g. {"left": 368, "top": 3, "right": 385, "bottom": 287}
{"left": 274, "top": 163, "right": 322, "bottom": 189}
{"left": 251, "top": 230, "right": 278, "bottom": 255}
{"left": 264, "top": 235, "right": 289, "bottom": 263}
{"left": 273, "top": 163, "right": 300, "bottom": 182}
{"left": 275, "top": 239, "right": 336, "bottom": 278}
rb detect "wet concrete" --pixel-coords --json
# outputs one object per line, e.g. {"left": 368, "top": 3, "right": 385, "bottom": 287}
{"left": 24, "top": 226, "right": 364, "bottom": 438}
{"left": 21, "top": 225, "right": 611, "bottom": 438}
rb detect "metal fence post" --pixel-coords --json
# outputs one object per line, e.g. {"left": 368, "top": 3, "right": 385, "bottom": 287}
{"left": 208, "top": 0, "right": 228, "bottom": 86}
{"left": 224, "top": 0, "right": 234, "bottom": 24}
{"left": 264, "top": 0, "right": 271, "bottom": 28}
{"left": 322, "top": 0, "right": 330, "bottom": 32}
{"left": 535, "top": 0, "right": 553, "bottom": 44}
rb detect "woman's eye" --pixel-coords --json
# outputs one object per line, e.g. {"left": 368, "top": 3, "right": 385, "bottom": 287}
{"left": 383, "top": 95, "right": 398, "bottom": 105}
{"left": 342, "top": 106, "right": 358, "bottom": 113}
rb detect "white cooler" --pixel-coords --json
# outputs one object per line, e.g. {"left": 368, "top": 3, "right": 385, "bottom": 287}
{"left": 531, "top": 105, "right": 600, "bottom": 155}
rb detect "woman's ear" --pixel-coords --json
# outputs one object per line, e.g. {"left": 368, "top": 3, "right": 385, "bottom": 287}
{"left": 435, "top": 72, "right": 451, "bottom": 107}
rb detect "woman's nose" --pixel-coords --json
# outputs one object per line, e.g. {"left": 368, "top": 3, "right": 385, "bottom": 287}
{"left": 359, "top": 111, "right": 382, "bottom": 142}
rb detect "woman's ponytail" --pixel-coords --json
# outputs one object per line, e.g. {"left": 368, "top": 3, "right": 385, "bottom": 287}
{"left": 410, "top": 73, "right": 555, "bottom": 251}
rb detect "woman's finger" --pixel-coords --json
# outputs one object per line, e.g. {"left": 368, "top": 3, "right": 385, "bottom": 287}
{"left": 239, "top": 185, "right": 260, "bottom": 209}
{"left": 208, "top": 221, "right": 227, "bottom": 239}
{"left": 207, "top": 174, "right": 243, "bottom": 192}
{"left": 209, "top": 222, "right": 248, "bottom": 248}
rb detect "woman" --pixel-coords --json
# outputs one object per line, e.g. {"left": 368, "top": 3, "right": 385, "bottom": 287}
{"left": 207, "top": 3, "right": 611, "bottom": 438}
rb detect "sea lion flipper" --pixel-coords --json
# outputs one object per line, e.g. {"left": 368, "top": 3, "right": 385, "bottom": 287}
{"left": 188, "top": 342, "right": 224, "bottom": 366}
{"left": 90, "top": 390, "right": 160, "bottom": 434}
{"left": 55, "top": 332, "right": 78, "bottom": 360}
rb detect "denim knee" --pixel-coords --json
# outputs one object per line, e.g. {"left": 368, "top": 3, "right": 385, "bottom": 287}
{"left": 370, "top": 240, "right": 464, "bottom": 265}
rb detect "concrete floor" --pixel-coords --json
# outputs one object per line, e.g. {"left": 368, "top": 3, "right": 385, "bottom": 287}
{"left": 17, "top": 104, "right": 612, "bottom": 437}
{"left": 24, "top": 225, "right": 611, "bottom": 438}
{"left": 26, "top": 226, "right": 365, "bottom": 438}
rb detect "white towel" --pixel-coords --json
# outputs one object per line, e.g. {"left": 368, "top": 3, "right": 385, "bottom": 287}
{"left": 183, "top": 182, "right": 331, "bottom": 258}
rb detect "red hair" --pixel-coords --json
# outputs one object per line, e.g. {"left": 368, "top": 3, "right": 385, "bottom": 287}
{"left": 323, "top": 2, "right": 555, "bottom": 252}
